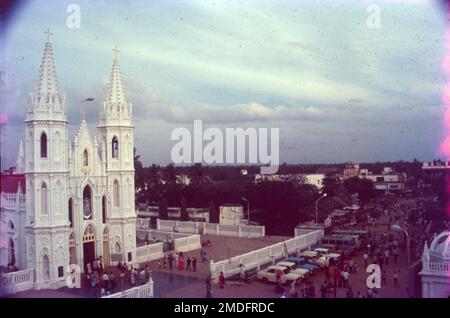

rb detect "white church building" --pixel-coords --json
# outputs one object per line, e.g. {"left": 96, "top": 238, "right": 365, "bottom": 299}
{"left": 1, "top": 34, "right": 137, "bottom": 290}
{"left": 419, "top": 231, "right": 450, "bottom": 298}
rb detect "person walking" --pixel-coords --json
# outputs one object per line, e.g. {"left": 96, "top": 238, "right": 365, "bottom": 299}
{"left": 289, "top": 281, "right": 297, "bottom": 298}
{"left": 393, "top": 270, "right": 399, "bottom": 286}
{"left": 393, "top": 247, "right": 399, "bottom": 265}
{"left": 99, "top": 256, "right": 104, "bottom": 274}
{"left": 200, "top": 249, "right": 207, "bottom": 263}
{"left": 109, "top": 272, "right": 116, "bottom": 291}
{"left": 178, "top": 255, "right": 184, "bottom": 271}
{"left": 168, "top": 254, "right": 173, "bottom": 270}
{"left": 219, "top": 272, "right": 225, "bottom": 289}
{"left": 102, "top": 272, "right": 109, "bottom": 292}
{"left": 320, "top": 283, "right": 327, "bottom": 298}
{"left": 206, "top": 276, "right": 212, "bottom": 298}
{"left": 130, "top": 268, "right": 136, "bottom": 287}
{"left": 175, "top": 253, "right": 179, "bottom": 269}
{"left": 186, "top": 257, "right": 191, "bottom": 271}
{"left": 192, "top": 257, "right": 197, "bottom": 272}
{"left": 384, "top": 249, "right": 390, "bottom": 266}
{"left": 90, "top": 272, "right": 98, "bottom": 298}
{"left": 346, "top": 286, "right": 354, "bottom": 298}
{"left": 363, "top": 252, "right": 369, "bottom": 268}
{"left": 343, "top": 270, "right": 350, "bottom": 288}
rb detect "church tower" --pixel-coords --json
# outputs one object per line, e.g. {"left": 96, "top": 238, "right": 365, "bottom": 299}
{"left": 97, "top": 47, "right": 137, "bottom": 265}
{"left": 15, "top": 140, "right": 25, "bottom": 174}
{"left": 24, "top": 30, "right": 70, "bottom": 289}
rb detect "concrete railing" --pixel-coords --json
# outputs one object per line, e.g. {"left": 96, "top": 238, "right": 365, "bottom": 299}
{"left": 157, "top": 219, "right": 200, "bottom": 234}
{"left": 0, "top": 269, "right": 35, "bottom": 296}
{"left": 156, "top": 219, "right": 265, "bottom": 238}
{"left": 136, "top": 243, "right": 164, "bottom": 263}
{"left": 174, "top": 234, "right": 201, "bottom": 252}
{"left": 204, "top": 223, "right": 265, "bottom": 238}
{"left": 428, "top": 260, "right": 450, "bottom": 272}
{"left": 102, "top": 280, "right": 154, "bottom": 298}
{"left": 210, "top": 230, "right": 324, "bottom": 280}
{"left": 136, "top": 229, "right": 187, "bottom": 242}
{"left": 136, "top": 218, "right": 151, "bottom": 230}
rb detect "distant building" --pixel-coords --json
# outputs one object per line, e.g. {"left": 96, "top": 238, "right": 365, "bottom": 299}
{"left": 342, "top": 163, "right": 360, "bottom": 180}
{"left": 420, "top": 231, "right": 450, "bottom": 298}
{"left": 420, "top": 160, "right": 450, "bottom": 192}
{"left": 421, "top": 160, "right": 450, "bottom": 178}
{"left": 303, "top": 174, "right": 325, "bottom": 190}
{"left": 359, "top": 167, "right": 406, "bottom": 193}
{"left": 219, "top": 205, "right": 244, "bottom": 225}
{"left": 254, "top": 173, "right": 325, "bottom": 189}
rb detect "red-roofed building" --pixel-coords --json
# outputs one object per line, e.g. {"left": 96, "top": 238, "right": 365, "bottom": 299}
{"left": 1, "top": 174, "right": 26, "bottom": 194}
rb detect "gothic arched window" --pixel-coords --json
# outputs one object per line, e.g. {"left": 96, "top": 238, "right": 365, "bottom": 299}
{"left": 68, "top": 198, "right": 74, "bottom": 228}
{"left": 41, "top": 183, "right": 48, "bottom": 215}
{"left": 83, "top": 186, "right": 93, "bottom": 220}
{"left": 40, "top": 133, "right": 47, "bottom": 158}
{"left": 102, "top": 196, "right": 107, "bottom": 224}
{"left": 83, "top": 149, "right": 89, "bottom": 166}
{"left": 112, "top": 136, "right": 119, "bottom": 158}
{"left": 113, "top": 180, "right": 119, "bottom": 207}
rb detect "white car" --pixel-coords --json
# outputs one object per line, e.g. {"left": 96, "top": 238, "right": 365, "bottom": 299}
{"left": 299, "top": 251, "right": 329, "bottom": 268}
{"left": 256, "top": 265, "right": 302, "bottom": 285}
{"left": 276, "top": 262, "right": 310, "bottom": 278}
{"left": 314, "top": 248, "right": 341, "bottom": 262}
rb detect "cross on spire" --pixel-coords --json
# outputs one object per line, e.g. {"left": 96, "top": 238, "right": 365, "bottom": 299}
{"left": 113, "top": 46, "right": 120, "bottom": 59}
{"left": 44, "top": 28, "right": 53, "bottom": 42}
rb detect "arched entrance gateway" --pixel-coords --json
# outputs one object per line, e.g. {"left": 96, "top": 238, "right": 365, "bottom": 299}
{"left": 83, "top": 225, "right": 96, "bottom": 272}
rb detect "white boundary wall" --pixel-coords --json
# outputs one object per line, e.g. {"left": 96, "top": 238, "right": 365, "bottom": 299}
{"left": 102, "top": 280, "right": 154, "bottom": 298}
{"left": 210, "top": 229, "right": 324, "bottom": 280}
{"left": 157, "top": 219, "right": 265, "bottom": 238}
{"left": 173, "top": 234, "right": 201, "bottom": 252}
{"left": 0, "top": 269, "right": 35, "bottom": 296}
{"left": 136, "top": 243, "right": 164, "bottom": 263}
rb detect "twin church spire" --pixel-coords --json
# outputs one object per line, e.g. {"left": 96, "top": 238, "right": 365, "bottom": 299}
{"left": 29, "top": 29, "right": 131, "bottom": 126}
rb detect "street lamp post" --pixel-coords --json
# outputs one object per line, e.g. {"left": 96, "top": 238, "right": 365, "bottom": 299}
{"left": 391, "top": 224, "right": 410, "bottom": 267}
{"left": 241, "top": 197, "right": 250, "bottom": 224}
{"left": 391, "top": 223, "right": 411, "bottom": 296}
{"left": 315, "top": 193, "right": 327, "bottom": 224}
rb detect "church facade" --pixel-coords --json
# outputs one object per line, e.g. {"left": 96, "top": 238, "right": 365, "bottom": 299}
{"left": 1, "top": 35, "right": 137, "bottom": 289}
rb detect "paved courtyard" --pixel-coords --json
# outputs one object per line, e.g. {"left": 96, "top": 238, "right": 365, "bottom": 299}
{"left": 145, "top": 234, "right": 291, "bottom": 279}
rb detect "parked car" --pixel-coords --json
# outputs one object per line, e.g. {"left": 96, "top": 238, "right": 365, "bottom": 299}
{"left": 298, "top": 251, "right": 329, "bottom": 268}
{"left": 256, "top": 265, "right": 302, "bottom": 285}
{"left": 276, "top": 261, "right": 310, "bottom": 278}
{"left": 314, "top": 247, "right": 341, "bottom": 262}
{"left": 286, "top": 257, "right": 320, "bottom": 273}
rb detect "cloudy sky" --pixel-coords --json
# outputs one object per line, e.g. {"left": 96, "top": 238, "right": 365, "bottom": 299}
{"left": 0, "top": 0, "right": 448, "bottom": 167}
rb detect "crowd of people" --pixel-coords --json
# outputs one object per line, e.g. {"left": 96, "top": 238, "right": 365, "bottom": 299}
{"left": 275, "top": 195, "right": 425, "bottom": 298}
{"left": 84, "top": 257, "right": 153, "bottom": 297}
{"left": 157, "top": 251, "right": 199, "bottom": 272}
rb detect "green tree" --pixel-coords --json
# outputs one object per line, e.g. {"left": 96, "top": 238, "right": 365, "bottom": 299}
{"left": 343, "top": 176, "right": 375, "bottom": 205}
{"left": 180, "top": 197, "right": 189, "bottom": 221}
